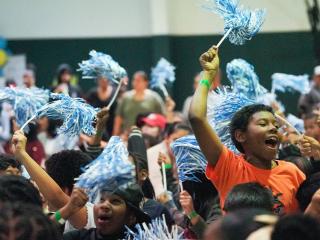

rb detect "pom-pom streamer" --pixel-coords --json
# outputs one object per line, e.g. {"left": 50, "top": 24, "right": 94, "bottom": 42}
{"left": 126, "top": 215, "right": 183, "bottom": 240}
{"left": 150, "top": 58, "right": 176, "bottom": 98}
{"left": 171, "top": 135, "right": 207, "bottom": 182}
{"left": 78, "top": 50, "right": 127, "bottom": 84}
{"left": 207, "top": 88, "right": 255, "bottom": 153}
{"left": 0, "top": 87, "right": 50, "bottom": 130}
{"left": 204, "top": 0, "right": 266, "bottom": 47}
{"left": 271, "top": 73, "right": 310, "bottom": 95}
{"left": 76, "top": 136, "right": 135, "bottom": 202}
{"left": 21, "top": 93, "right": 99, "bottom": 136}
{"left": 226, "top": 58, "right": 267, "bottom": 100}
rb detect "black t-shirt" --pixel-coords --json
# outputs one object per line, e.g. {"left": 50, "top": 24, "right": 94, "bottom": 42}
{"left": 63, "top": 228, "right": 125, "bottom": 240}
{"left": 143, "top": 199, "right": 174, "bottom": 227}
{"left": 86, "top": 87, "right": 117, "bottom": 140}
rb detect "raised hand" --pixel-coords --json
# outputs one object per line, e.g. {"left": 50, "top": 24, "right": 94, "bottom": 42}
{"left": 157, "top": 152, "right": 171, "bottom": 166}
{"left": 96, "top": 107, "right": 109, "bottom": 132}
{"left": 67, "top": 188, "right": 88, "bottom": 211}
{"left": 11, "top": 130, "right": 27, "bottom": 158}
{"left": 298, "top": 135, "right": 320, "bottom": 159}
{"left": 179, "top": 190, "right": 195, "bottom": 216}
{"left": 199, "top": 46, "right": 220, "bottom": 82}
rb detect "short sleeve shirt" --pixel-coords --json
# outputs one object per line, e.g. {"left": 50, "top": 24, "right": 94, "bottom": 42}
{"left": 206, "top": 146, "right": 306, "bottom": 215}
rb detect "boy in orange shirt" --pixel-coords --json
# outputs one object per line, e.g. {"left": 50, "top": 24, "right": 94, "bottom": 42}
{"left": 189, "top": 46, "right": 305, "bottom": 215}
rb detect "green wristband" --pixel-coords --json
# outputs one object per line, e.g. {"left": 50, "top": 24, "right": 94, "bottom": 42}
{"left": 164, "top": 163, "right": 172, "bottom": 169}
{"left": 187, "top": 210, "right": 198, "bottom": 220}
{"left": 200, "top": 79, "right": 210, "bottom": 89}
{"left": 54, "top": 211, "right": 66, "bottom": 224}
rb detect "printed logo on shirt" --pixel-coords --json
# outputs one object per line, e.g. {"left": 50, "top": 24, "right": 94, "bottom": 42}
{"left": 273, "top": 192, "right": 285, "bottom": 216}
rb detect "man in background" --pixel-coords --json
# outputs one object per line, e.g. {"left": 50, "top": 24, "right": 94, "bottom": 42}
{"left": 298, "top": 65, "right": 320, "bottom": 116}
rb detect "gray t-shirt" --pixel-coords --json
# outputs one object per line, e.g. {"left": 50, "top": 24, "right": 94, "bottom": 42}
{"left": 116, "top": 89, "right": 165, "bottom": 131}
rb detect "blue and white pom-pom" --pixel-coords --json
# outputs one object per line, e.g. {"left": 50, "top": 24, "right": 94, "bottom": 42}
{"left": 150, "top": 58, "right": 176, "bottom": 98}
{"left": 207, "top": 87, "right": 255, "bottom": 153}
{"left": 78, "top": 50, "right": 127, "bottom": 84}
{"left": 171, "top": 89, "right": 254, "bottom": 181}
{"left": 34, "top": 93, "right": 99, "bottom": 137}
{"left": 271, "top": 73, "right": 310, "bottom": 94}
{"left": 170, "top": 63, "right": 263, "bottom": 182}
{"left": 126, "top": 216, "right": 182, "bottom": 240}
{"left": 76, "top": 136, "right": 135, "bottom": 202}
{"left": 0, "top": 87, "right": 50, "bottom": 128}
{"left": 171, "top": 135, "right": 207, "bottom": 182}
{"left": 226, "top": 58, "right": 267, "bottom": 100}
{"left": 226, "top": 59, "right": 285, "bottom": 111}
{"left": 204, "top": 0, "right": 266, "bottom": 47}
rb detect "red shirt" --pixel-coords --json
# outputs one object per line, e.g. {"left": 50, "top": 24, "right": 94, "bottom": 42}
{"left": 26, "top": 140, "right": 45, "bottom": 166}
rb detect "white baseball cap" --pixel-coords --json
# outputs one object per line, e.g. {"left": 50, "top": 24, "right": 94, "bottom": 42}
{"left": 314, "top": 65, "right": 320, "bottom": 76}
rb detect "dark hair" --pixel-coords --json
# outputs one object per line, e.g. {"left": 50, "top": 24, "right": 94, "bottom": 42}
{"left": 25, "top": 123, "right": 39, "bottom": 142}
{"left": 219, "top": 208, "right": 272, "bottom": 240}
{"left": 142, "top": 133, "right": 161, "bottom": 148}
{"left": 56, "top": 63, "right": 73, "bottom": 84}
{"left": 284, "top": 155, "right": 313, "bottom": 176}
{"left": 0, "top": 202, "right": 61, "bottom": 240}
{"left": 272, "top": 214, "right": 320, "bottom": 240}
{"left": 224, "top": 182, "right": 274, "bottom": 212}
{"left": 136, "top": 112, "right": 152, "bottom": 128}
{"left": 0, "top": 175, "right": 42, "bottom": 207}
{"left": 134, "top": 71, "right": 149, "bottom": 82}
{"left": 183, "top": 174, "right": 220, "bottom": 221}
{"left": 0, "top": 154, "right": 21, "bottom": 172}
{"left": 5, "top": 79, "right": 16, "bottom": 87}
{"left": 278, "top": 145, "right": 314, "bottom": 176}
{"left": 45, "top": 150, "right": 91, "bottom": 193}
{"left": 165, "top": 122, "right": 192, "bottom": 137}
{"left": 296, "top": 172, "right": 320, "bottom": 211}
{"left": 302, "top": 112, "right": 317, "bottom": 121}
{"left": 230, "top": 104, "right": 274, "bottom": 153}
{"left": 45, "top": 118, "right": 62, "bottom": 138}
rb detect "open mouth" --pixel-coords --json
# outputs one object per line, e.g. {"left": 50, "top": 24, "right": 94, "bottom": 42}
{"left": 97, "top": 214, "right": 112, "bottom": 224}
{"left": 265, "top": 136, "right": 279, "bottom": 149}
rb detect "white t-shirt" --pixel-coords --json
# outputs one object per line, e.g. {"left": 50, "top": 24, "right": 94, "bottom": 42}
{"left": 64, "top": 202, "right": 96, "bottom": 233}
{"left": 147, "top": 141, "right": 169, "bottom": 197}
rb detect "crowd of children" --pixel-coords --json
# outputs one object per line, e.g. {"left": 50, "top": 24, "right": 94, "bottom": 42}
{"left": 1, "top": 42, "right": 320, "bottom": 240}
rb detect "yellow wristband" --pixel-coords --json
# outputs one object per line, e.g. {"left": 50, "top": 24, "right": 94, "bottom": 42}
{"left": 200, "top": 79, "right": 210, "bottom": 89}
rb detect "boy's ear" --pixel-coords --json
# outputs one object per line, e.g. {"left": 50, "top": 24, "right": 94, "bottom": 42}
{"left": 234, "top": 129, "right": 246, "bottom": 143}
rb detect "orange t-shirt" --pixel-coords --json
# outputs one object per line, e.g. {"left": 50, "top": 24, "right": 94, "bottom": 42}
{"left": 206, "top": 146, "right": 306, "bottom": 215}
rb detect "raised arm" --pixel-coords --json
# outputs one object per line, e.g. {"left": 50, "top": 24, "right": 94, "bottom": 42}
{"left": 299, "top": 135, "right": 320, "bottom": 160}
{"left": 12, "top": 131, "right": 69, "bottom": 209}
{"left": 12, "top": 131, "right": 88, "bottom": 228}
{"left": 92, "top": 107, "right": 109, "bottom": 146}
{"left": 188, "top": 47, "right": 223, "bottom": 167}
